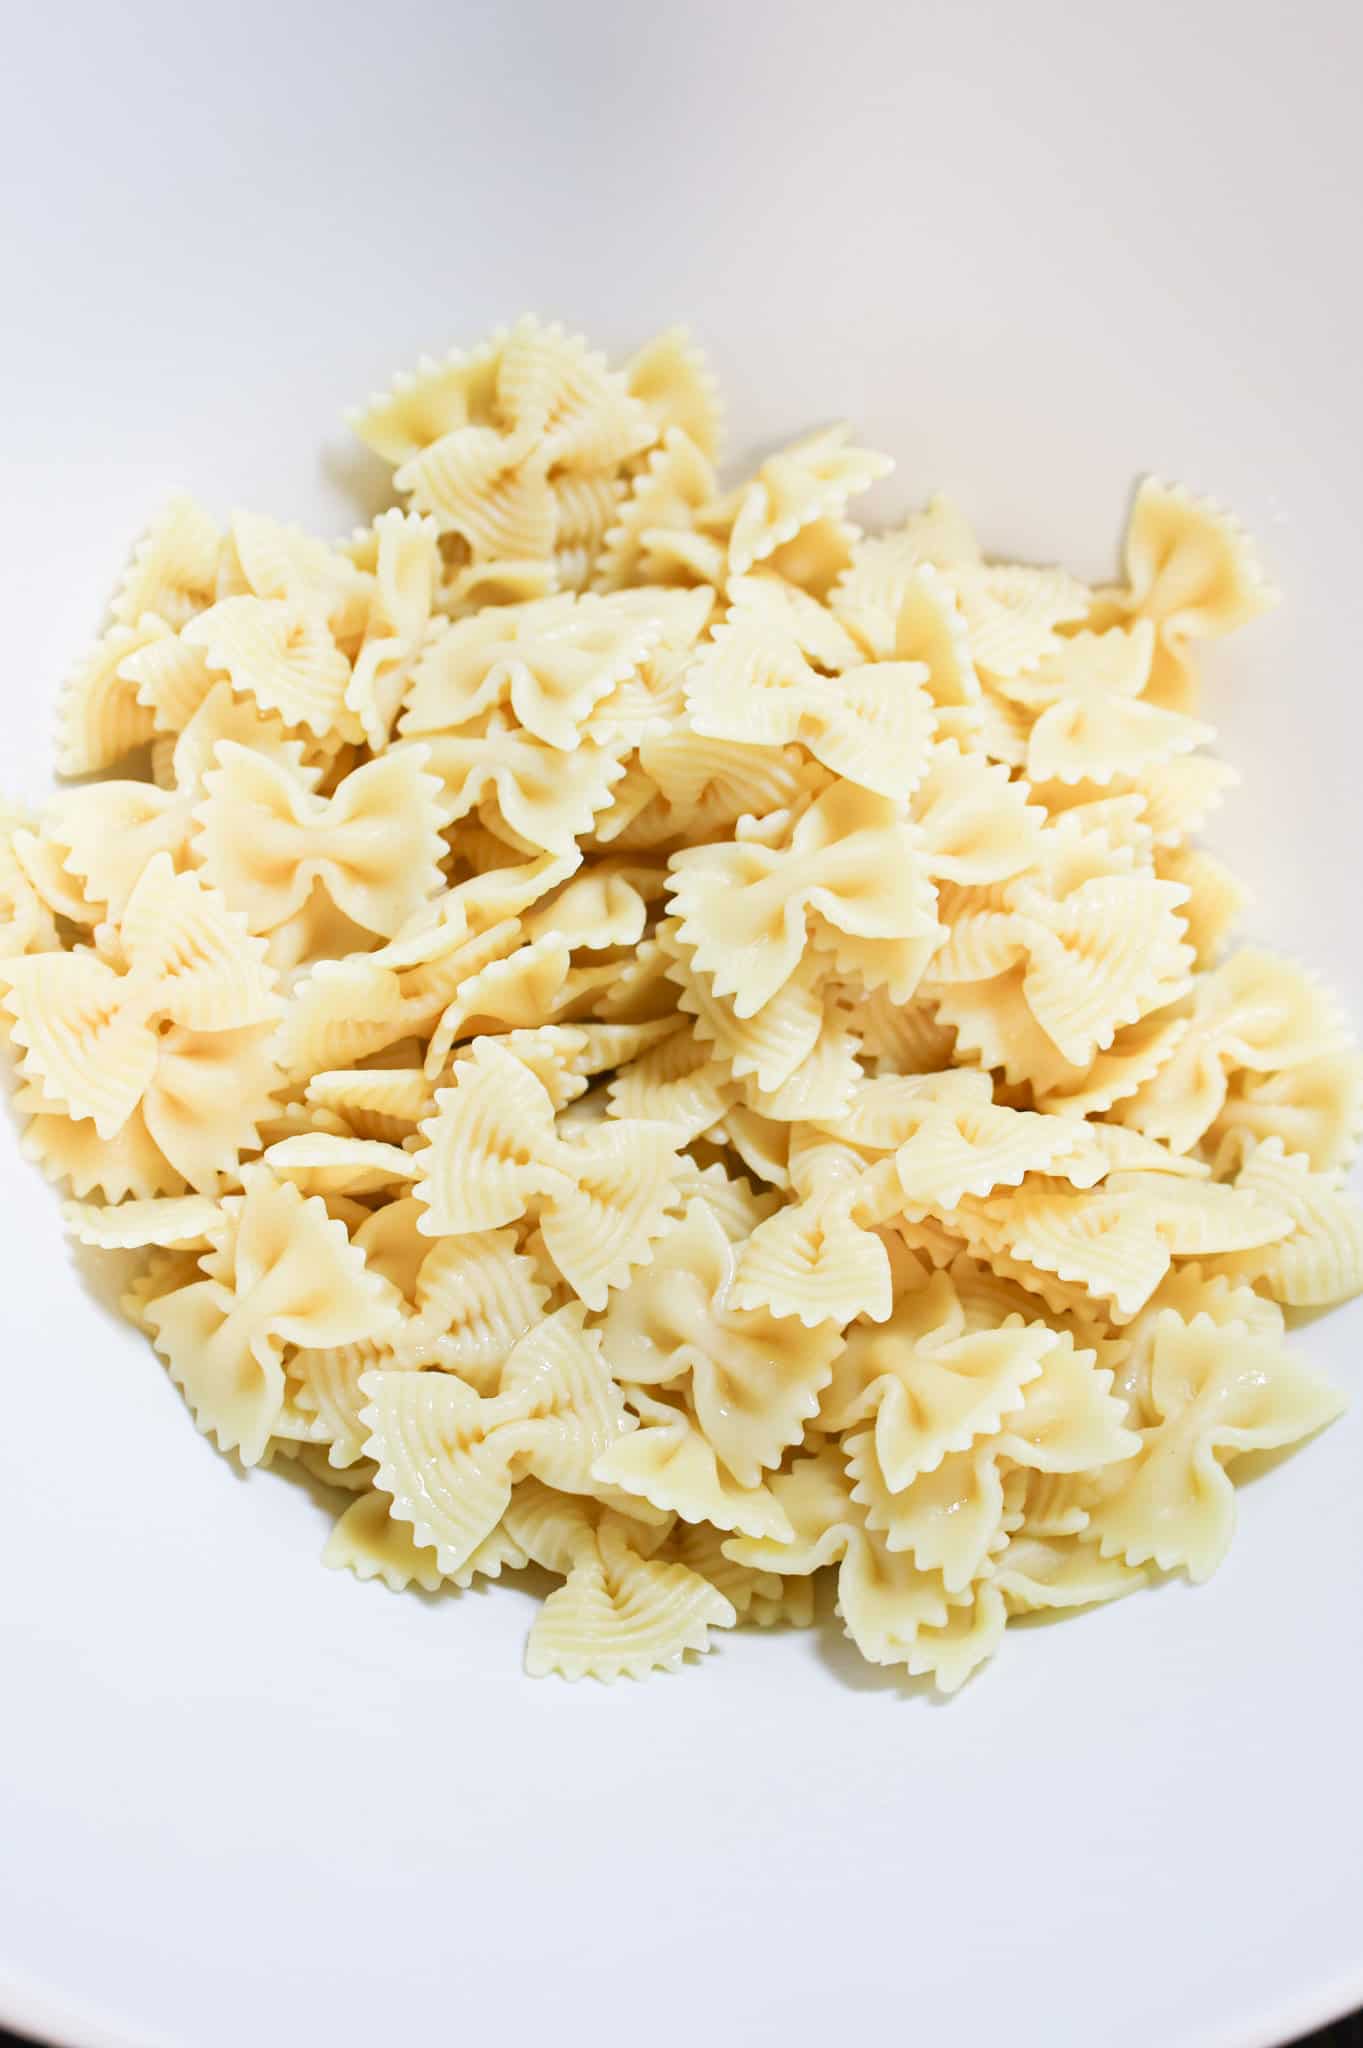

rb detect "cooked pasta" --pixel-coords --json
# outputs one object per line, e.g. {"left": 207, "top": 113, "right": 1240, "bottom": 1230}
{"left": 3, "top": 316, "right": 1357, "bottom": 1691}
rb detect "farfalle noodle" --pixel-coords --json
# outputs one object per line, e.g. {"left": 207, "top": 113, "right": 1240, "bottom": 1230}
{"left": 3, "top": 313, "right": 1355, "bottom": 1691}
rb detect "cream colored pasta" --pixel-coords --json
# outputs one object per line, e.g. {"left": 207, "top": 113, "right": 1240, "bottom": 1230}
{"left": 3, "top": 316, "right": 1358, "bottom": 1689}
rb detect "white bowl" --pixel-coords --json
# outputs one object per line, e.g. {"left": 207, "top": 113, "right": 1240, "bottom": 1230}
{"left": 3, "top": 5, "right": 1360, "bottom": 2045}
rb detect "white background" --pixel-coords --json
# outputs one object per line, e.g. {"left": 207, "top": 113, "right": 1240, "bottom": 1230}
{"left": 1, "top": 4, "right": 1360, "bottom": 2045}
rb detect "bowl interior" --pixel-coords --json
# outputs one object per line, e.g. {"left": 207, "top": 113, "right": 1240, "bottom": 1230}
{"left": 3, "top": 6, "right": 1361, "bottom": 2046}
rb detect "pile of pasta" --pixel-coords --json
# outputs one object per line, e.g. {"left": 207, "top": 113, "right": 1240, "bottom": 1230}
{"left": 4, "top": 317, "right": 1362, "bottom": 1691}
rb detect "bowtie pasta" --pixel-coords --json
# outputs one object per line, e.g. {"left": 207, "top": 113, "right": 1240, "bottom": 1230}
{"left": 6, "top": 315, "right": 1361, "bottom": 1693}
